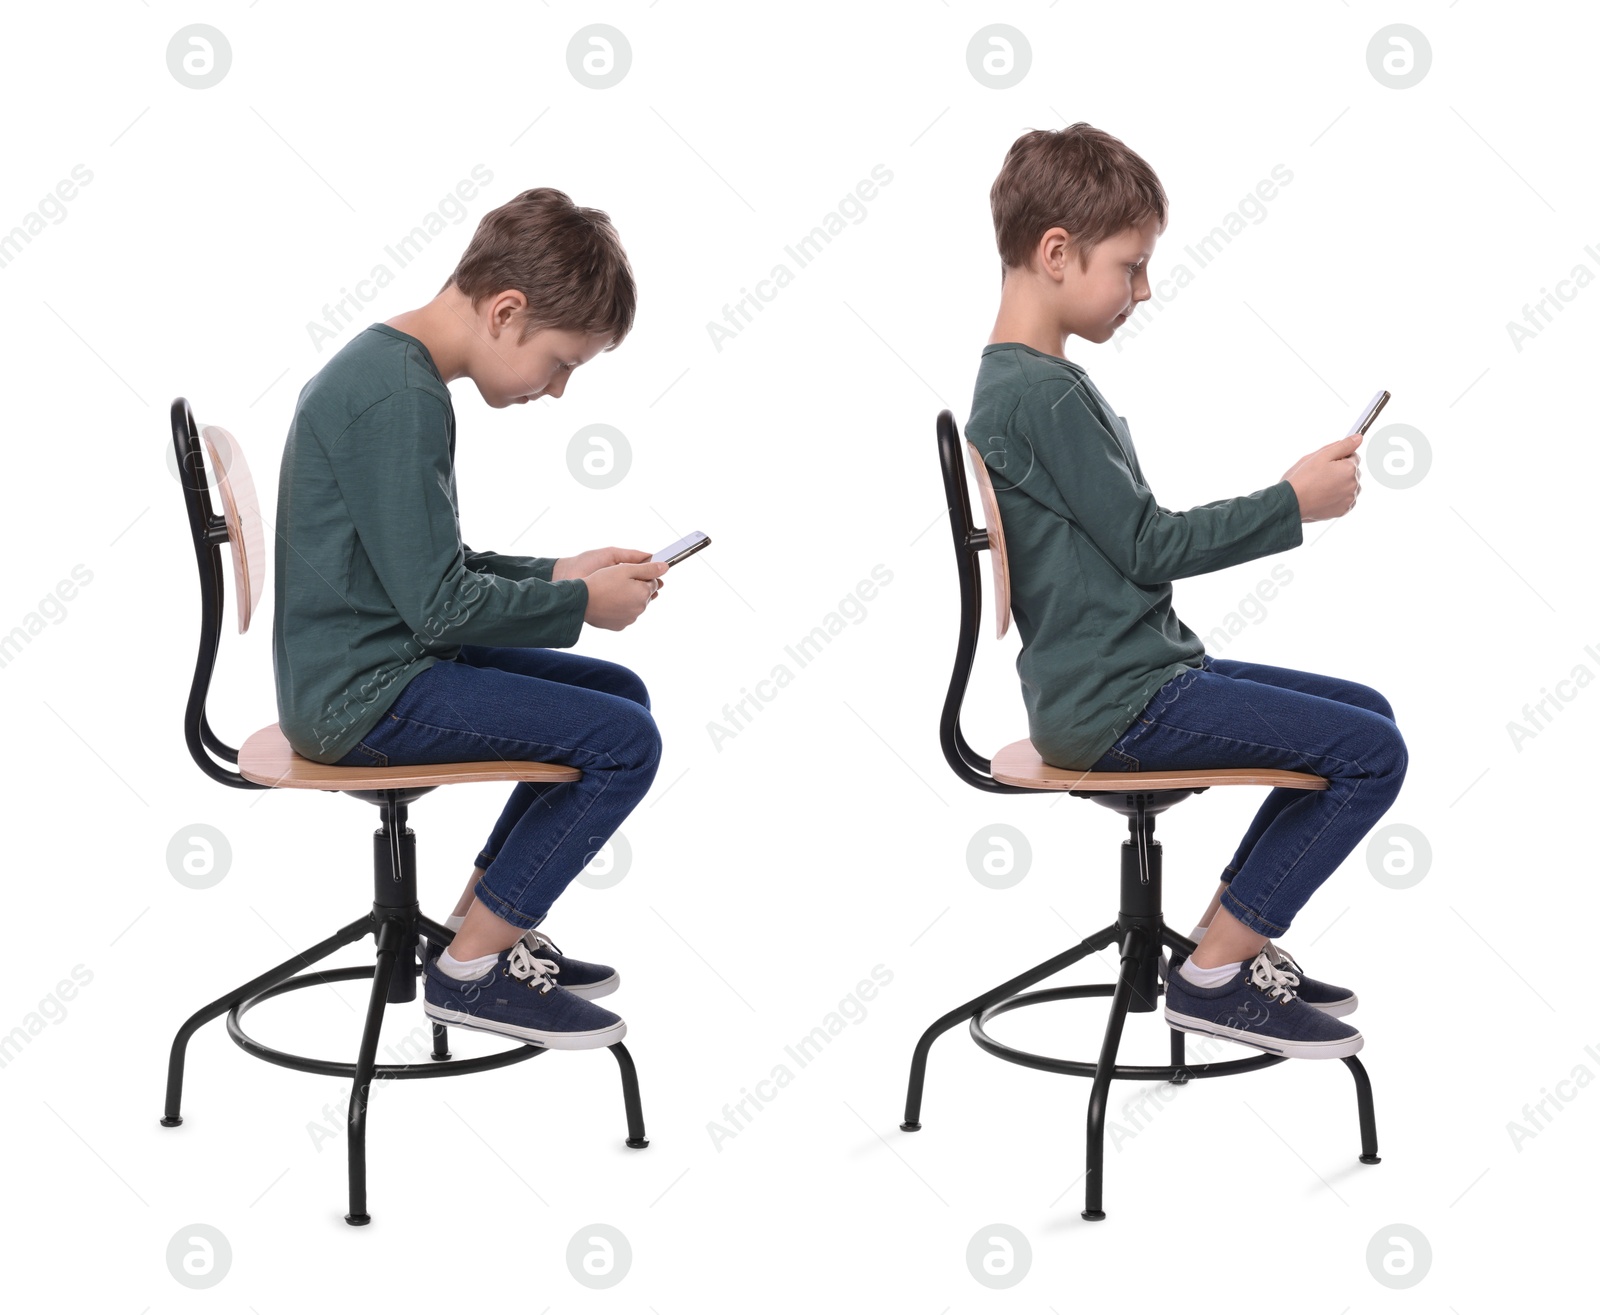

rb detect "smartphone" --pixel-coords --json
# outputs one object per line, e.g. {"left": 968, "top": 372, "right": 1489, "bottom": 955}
{"left": 1349, "top": 389, "right": 1390, "bottom": 437}
{"left": 652, "top": 530, "right": 711, "bottom": 566}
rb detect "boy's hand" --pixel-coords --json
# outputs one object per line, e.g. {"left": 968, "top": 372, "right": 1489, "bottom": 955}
{"left": 581, "top": 559, "right": 670, "bottom": 631}
{"left": 553, "top": 546, "right": 662, "bottom": 588}
{"left": 1281, "top": 433, "right": 1362, "bottom": 523}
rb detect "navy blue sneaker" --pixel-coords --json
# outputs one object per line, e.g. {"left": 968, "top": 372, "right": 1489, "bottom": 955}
{"left": 1268, "top": 945, "right": 1357, "bottom": 1017}
{"left": 521, "top": 927, "right": 619, "bottom": 1000}
{"left": 421, "top": 924, "right": 619, "bottom": 1000}
{"left": 1163, "top": 949, "right": 1363, "bottom": 1060}
{"left": 423, "top": 941, "right": 626, "bottom": 1050}
{"left": 1163, "top": 941, "right": 1356, "bottom": 1017}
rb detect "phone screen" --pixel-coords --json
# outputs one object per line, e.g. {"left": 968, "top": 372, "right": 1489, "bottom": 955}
{"left": 652, "top": 531, "right": 710, "bottom": 565}
{"left": 1350, "top": 390, "right": 1390, "bottom": 437}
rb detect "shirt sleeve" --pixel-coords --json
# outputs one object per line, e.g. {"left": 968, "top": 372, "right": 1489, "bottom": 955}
{"left": 461, "top": 547, "right": 559, "bottom": 583}
{"left": 323, "top": 388, "right": 588, "bottom": 647}
{"left": 1001, "top": 377, "right": 1303, "bottom": 586}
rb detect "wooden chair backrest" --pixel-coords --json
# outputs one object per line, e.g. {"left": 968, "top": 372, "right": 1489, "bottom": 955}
{"left": 963, "top": 440, "right": 1012, "bottom": 639}
{"left": 200, "top": 424, "right": 265, "bottom": 634}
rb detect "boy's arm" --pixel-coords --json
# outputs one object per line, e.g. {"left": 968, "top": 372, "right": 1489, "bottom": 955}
{"left": 1007, "top": 380, "right": 1302, "bottom": 586}
{"left": 323, "top": 389, "right": 587, "bottom": 647}
{"left": 461, "top": 547, "right": 558, "bottom": 583}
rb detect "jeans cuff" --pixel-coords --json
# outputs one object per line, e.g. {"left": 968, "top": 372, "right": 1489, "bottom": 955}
{"left": 1218, "top": 886, "right": 1289, "bottom": 939}
{"left": 471, "top": 879, "right": 540, "bottom": 931}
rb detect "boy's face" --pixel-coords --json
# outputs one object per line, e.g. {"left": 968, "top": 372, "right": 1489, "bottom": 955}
{"left": 1055, "top": 215, "right": 1162, "bottom": 343}
{"left": 474, "top": 292, "right": 613, "bottom": 408}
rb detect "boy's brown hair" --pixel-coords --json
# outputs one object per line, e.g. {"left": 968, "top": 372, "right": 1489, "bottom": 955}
{"left": 441, "top": 187, "right": 636, "bottom": 348}
{"left": 990, "top": 123, "right": 1168, "bottom": 281}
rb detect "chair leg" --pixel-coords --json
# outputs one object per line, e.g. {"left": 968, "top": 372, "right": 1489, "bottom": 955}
{"left": 416, "top": 911, "right": 455, "bottom": 1061}
{"left": 610, "top": 1043, "right": 650, "bottom": 1148}
{"left": 160, "top": 913, "right": 374, "bottom": 1127}
{"left": 345, "top": 918, "right": 402, "bottom": 1226}
{"left": 900, "top": 922, "right": 1121, "bottom": 1131}
{"left": 1344, "top": 1055, "right": 1382, "bottom": 1164}
{"left": 1082, "top": 927, "right": 1144, "bottom": 1222}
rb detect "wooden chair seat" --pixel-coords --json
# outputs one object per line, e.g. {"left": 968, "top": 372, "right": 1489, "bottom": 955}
{"left": 238, "top": 723, "right": 582, "bottom": 791}
{"left": 991, "top": 738, "right": 1328, "bottom": 792}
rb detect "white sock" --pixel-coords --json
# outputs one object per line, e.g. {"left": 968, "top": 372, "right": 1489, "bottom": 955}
{"left": 444, "top": 913, "right": 466, "bottom": 932}
{"left": 437, "top": 947, "right": 499, "bottom": 981}
{"left": 1178, "top": 956, "right": 1242, "bottom": 988}
{"left": 1189, "top": 923, "right": 1209, "bottom": 945}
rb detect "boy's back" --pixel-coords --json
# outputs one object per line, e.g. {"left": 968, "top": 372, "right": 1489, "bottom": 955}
{"left": 272, "top": 323, "right": 586, "bottom": 765}
{"left": 966, "top": 342, "right": 1301, "bottom": 770}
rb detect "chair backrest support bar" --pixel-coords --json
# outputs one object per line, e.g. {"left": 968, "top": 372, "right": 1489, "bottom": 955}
{"left": 172, "top": 397, "right": 263, "bottom": 790}
{"left": 936, "top": 409, "right": 1030, "bottom": 795}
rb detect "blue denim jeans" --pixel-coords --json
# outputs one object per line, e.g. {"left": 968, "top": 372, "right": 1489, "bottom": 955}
{"left": 334, "top": 646, "right": 661, "bottom": 930}
{"left": 1086, "top": 654, "right": 1408, "bottom": 938}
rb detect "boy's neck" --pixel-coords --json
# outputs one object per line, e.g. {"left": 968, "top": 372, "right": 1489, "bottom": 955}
{"left": 988, "top": 296, "right": 1071, "bottom": 362}
{"left": 384, "top": 289, "right": 480, "bottom": 384}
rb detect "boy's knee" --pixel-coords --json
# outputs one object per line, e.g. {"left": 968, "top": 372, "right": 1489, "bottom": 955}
{"left": 619, "top": 670, "right": 651, "bottom": 711}
{"left": 1376, "top": 723, "right": 1408, "bottom": 789}
{"left": 617, "top": 703, "right": 662, "bottom": 775}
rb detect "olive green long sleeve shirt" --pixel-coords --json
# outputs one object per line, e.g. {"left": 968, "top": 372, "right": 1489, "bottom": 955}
{"left": 966, "top": 342, "right": 1303, "bottom": 770}
{"left": 272, "top": 324, "right": 589, "bottom": 764}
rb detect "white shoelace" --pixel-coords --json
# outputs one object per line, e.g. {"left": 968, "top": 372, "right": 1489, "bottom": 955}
{"left": 504, "top": 940, "right": 561, "bottom": 994}
{"left": 522, "top": 927, "right": 564, "bottom": 957}
{"left": 1268, "top": 943, "right": 1305, "bottom": 987}
{"left": 1248, "top": 950, "right": 1301, "bottom": 1003}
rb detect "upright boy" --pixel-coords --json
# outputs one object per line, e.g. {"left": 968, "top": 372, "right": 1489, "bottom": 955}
{"left": 965, "top": 125, "right": 1408, "bottom": 1060}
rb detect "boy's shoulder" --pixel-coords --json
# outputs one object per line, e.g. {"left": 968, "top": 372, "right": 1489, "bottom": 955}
{"left": 292, "top": 324, "right": 451, "bottom": 436}
{"left": 968, "top": 341, "right": 1102, "bottom": 437}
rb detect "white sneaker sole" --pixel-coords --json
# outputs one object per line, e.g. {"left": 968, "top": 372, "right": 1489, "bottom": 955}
{"left": 1303, "top": 993, "right": 1359, "bottom": 1019}
{"left": 424, "top": 1002, "right": 626, "bottom": 1051}
{"left": 562, "top": 971, "right": 620, "bottom": 1002}
{"left": 1163, "top": 1006, "right": 1363, "bottom": 1060}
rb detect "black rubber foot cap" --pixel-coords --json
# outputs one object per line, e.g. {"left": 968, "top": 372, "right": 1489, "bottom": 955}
{"left": 160, "top": 1116, "right": 183, "bottom": 1128}
{"left": 1081, "top": 1210, "right": 1106, "bottom": 1222}
{"left": 431, "top": 1053, "right": 452, "bottom": 1062}
{"left": 345, "top": 1213, "right": 371, "bottom": 1226}
{"left": 899, "top": 1122, "right": 922, "bottom": 1132}
{"left": 626, "top": 1138, "right": 650, "bottom": 1149}
{"left": 1360, "top": 1154, "right": 1382, "bottom": 1165}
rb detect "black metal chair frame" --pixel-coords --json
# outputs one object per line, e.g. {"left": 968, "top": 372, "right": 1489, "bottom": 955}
{"left": 898, "top": 410, "right": 1379, "bottom": 1221}
{"left": 162, "top": 397, "right": 647, "bottom": 1225}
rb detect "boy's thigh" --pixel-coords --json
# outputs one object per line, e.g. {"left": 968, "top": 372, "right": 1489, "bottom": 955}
{"left": 344, "top": 655, "right": 656, "bottom": 769}
{"left": 1202, "top": 653, "right": 1394, "bottom": 721}
{"left": 1106, "top": 664, "right": 1395, "bottom": 777}
{"left": 456, "top": 644, "right": 650, "bottom": 708}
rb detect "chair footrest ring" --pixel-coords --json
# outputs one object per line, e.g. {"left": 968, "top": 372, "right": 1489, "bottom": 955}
{"left": 969, "top": 983, "right": 1287, "bottom": 1080}
{"left": 225, "top": 964, "right": 549, "bottom": 1080}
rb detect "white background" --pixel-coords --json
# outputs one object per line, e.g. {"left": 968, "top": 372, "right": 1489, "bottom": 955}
{"left": 1, "top": 1, "right": 1594, "bottom": 1309}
